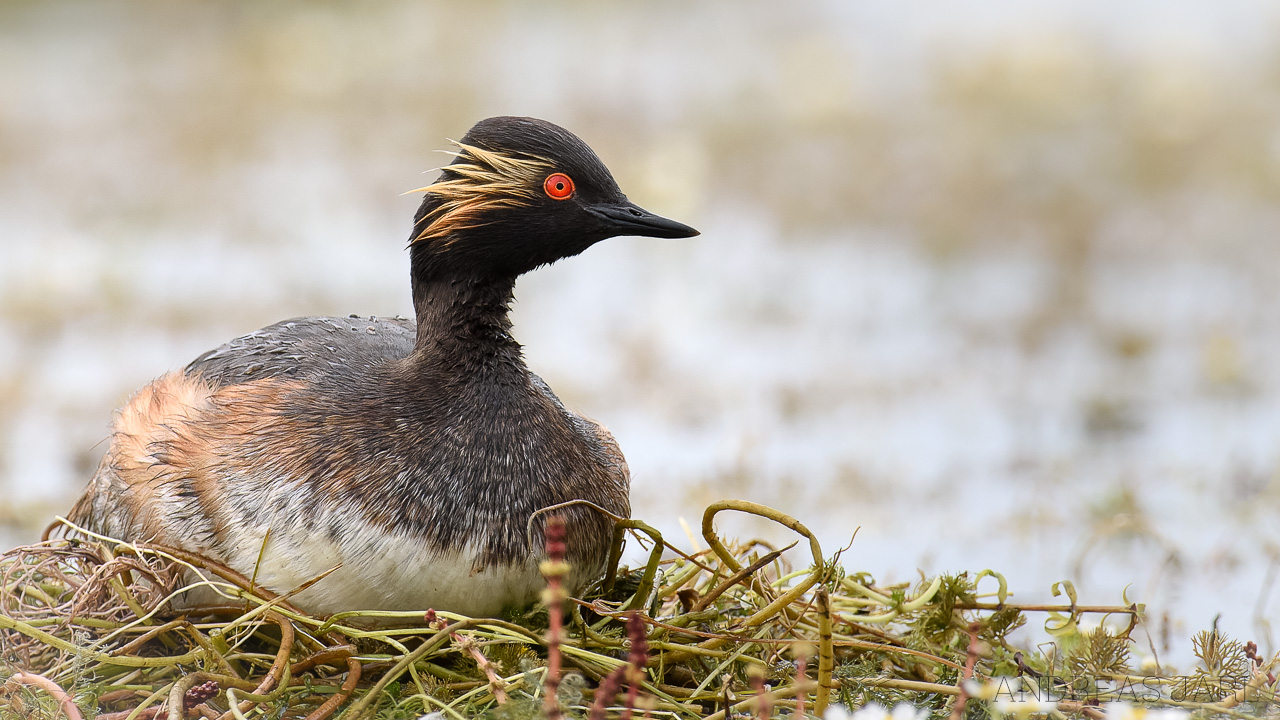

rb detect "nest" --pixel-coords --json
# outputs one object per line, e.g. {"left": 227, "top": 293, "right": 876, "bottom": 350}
{"left": 0, "top": 501, "right": 1275, "bottom": 720}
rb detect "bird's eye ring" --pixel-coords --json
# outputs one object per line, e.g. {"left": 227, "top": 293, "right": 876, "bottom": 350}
{"left": 543, "top": 173, "right": 575, "bottom": 200}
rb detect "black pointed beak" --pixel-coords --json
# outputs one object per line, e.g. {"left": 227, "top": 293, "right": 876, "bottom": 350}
{"left": 588, "top": 201, "right": 699, "bottom": 239}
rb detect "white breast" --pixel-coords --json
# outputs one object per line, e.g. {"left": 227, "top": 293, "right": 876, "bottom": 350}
{"left": 212, "top": 504, "right": 547, "bottom": 618}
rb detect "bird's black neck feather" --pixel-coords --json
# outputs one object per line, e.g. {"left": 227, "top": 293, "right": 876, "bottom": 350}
{"left": 407, "top": 250, "right": 524, "bottom": 375}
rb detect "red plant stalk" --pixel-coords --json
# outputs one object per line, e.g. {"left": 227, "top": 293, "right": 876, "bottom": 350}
{"left": 750, "top": 669, "right": 771, "bottom": 719}
{"left": 540, "top": 516, "right": 570, "bottom": 720}
{"left": 948, "top": 622, "right": 982, "bottom": 720}
{"left": 454, "top": 632, "right": 508, "bottom": 705}
{"left": 792, "top": 646, "right": 811, "bottom": 719}
{"left": 621, "top": 612, "right": 650, "bottom": 720}
{"left": 588, "top": 667, "right": 627, "bottom": 720}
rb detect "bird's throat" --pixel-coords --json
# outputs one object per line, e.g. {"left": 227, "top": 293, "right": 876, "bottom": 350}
{"left": 408, "top": 271, "right": 523, "bottom": 370}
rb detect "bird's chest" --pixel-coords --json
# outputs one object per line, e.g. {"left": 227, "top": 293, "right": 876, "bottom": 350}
{"left": 328, "top": 389, "right": 588, "bottom": 504}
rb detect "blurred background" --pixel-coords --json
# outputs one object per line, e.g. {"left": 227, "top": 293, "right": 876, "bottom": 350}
{"left": 2, "top": 0, "right": 1279, "bottom": 665}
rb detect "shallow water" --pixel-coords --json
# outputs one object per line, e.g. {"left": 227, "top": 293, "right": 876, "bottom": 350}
{"left": 2, "top": 0, "right": 1279, "bottom": 666}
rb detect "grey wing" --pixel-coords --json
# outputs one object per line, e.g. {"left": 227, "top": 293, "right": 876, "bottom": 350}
{"left": 188, "top": 315, "right": 417, "bottom": 388}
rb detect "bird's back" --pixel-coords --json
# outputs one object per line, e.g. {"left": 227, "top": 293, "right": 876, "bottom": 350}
{"left": 187, "top": 315, "right": 418, "bottom": 387}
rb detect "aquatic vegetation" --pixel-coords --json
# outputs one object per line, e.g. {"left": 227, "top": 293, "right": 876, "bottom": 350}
{"left": 0, "top": 503, "right": 1273, "bottom": 719}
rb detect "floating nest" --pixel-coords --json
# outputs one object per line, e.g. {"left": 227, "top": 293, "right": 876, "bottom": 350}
{"left": 0, "top": 501, "right": 1275, "bottom": 719}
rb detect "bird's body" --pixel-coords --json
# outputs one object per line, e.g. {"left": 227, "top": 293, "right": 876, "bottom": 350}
{"left": 66, "top": 117, "right": 697, "bottom": 616}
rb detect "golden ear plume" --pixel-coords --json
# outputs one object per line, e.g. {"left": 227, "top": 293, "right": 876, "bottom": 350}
{"left": 406, "top": 141, "right": 555, "bottom": 247}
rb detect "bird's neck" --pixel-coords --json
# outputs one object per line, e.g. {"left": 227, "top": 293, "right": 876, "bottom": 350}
{"left": 407, "top": 270, "right": 525, "bottom": 373}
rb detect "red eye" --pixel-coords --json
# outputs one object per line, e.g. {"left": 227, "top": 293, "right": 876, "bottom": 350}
{"left": 543, "top": 173, "right": 574, "bottom": 200}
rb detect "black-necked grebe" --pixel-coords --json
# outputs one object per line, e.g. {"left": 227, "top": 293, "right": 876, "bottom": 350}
{"left": 66, "top": 116, "right": 698, "bottom": 617}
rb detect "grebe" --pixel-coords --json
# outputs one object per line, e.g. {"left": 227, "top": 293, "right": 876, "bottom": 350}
{"left": 66, "top": 116, "right": 698, "bottom": 617}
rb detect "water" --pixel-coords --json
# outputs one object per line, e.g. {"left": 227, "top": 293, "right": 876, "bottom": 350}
{"left": 2, "top": 0, "right": 1279, "bottom": 667}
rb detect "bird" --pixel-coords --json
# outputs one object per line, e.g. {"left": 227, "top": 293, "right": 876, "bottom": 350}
{"left": 64, "top": 116, "right": 699, "bottom": 617}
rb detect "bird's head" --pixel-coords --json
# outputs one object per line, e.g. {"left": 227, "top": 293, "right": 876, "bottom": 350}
{"left": 408, "top": 116, "right": 698, "bottom": 280}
